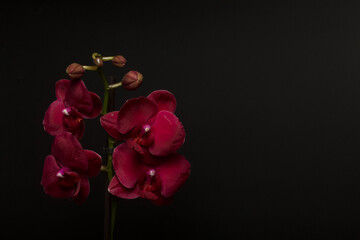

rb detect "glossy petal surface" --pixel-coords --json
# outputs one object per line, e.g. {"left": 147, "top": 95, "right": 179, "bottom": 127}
{"left": 65, "top": 79, "right": 93, "bottom": 114}
{"left": 73, "top": 178, "right": 90, "bottom": 204}
{"left": 41, "top": 155, "right": 74, "bottom": 199}
{"left": 51, "top": 132, "right": 88, "bottom": 172}
{"left": 147, "top": 90, "right": 176, "bottom": 112}
{"left": 81, "top": 92, "right": 102, "bottom": 119}
{"left": 55, "top": 79, "right": 70, "bottom": 101}
{"left": 100, "top": 111, "right": 124, "bottom": 140}
{"left": 117, "top": 97, "right": 158, "bottom": 134}
{"left": 43, "top": 100, "right": 66, "bottom": 136}
{"left": 108, "top": 176, "right": 139, "bottom": 199}
{"left": 156, "top": 153, "right": 190, "bottom": 197}
{"left": 112, "top": 143, "right": 145, "bottom": 188}
{"left": 83, "top": 150, "right": 102, "bottom": 177}
{"left": 149, "top": 110, "right": 186, "bottom": 156}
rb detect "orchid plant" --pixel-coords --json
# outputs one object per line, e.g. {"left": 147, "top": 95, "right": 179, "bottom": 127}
{"left": 41, "top": 53, "right": 190, "bottom": 240}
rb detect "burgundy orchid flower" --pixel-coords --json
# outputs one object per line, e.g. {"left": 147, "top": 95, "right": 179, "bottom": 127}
{"left": 41, "top": 132, "right": 102, "bottom": 204}
{"left": 43, "top": 78, "right": 102, "bottom": 139}
{"left": 108, "top": 142, "right": 190, "bottom": 205}
{"left": 100, "top": 90, "right": 185, "bottom": 159}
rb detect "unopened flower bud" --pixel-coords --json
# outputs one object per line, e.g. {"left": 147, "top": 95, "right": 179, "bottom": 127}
{"left": 121, "top": 71, "right": 143, "bottom": 90}
{"left": 66, "top": 63, "right": 85, "bottom": 79}
{"left": 93, "top": 57, "right": 103, "bottom": 67}
{"left": 112, "top": 55, "right": 127, "bottom": 68}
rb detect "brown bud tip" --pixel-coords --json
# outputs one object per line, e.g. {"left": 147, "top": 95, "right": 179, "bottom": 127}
{"left": 66, "top": 63, "right": 85, "bottom": 79}
{"left": 121, "top": 71, "right": 143, "bottom": 90}
{"left": 112, "top": 55, "right": 127, "bottom": 68}
{"left": 93, "top": 57, "right": 103, "bottom": 67}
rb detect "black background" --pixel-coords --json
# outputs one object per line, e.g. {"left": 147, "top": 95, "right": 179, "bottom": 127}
{"left": 2, "top": 1, "right": 360, "bottom": 239}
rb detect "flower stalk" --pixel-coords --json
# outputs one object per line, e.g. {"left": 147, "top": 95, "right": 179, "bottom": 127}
{"left": 108, "top": 81, "right": 123, "bottom": 89}
{"left": 102, "top": 56, "right": 115, "bottom": 61}
{"left": 83, "top": 65, "right": 98, "bottom": 71}
{"left": 98, "top": 71, "right": 117, "bottom": 240}
{"left": 98, "top": 67, "right": 109, "bottom": 116}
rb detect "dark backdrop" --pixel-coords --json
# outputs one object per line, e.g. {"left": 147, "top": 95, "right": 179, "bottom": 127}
{"left": 2, "top": 1, "right": 360, "bottom": 239}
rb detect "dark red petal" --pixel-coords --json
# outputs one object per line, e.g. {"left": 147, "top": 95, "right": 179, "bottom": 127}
{"left": 66, "top": 122, "right": 84, "bottom": 140}
{"left": 73, "top": 177, "right": 90, "bottom": 204}
{"left": 65, "top": 79, "right": 93, "bottom": 114}
{"left": 127, "top": 141, "right": 165, "bottom": 166}
{"left": 156, "top": 154, "right": 190, "bottom": 197}
{"left": 108, "top": 176, "right": 139, "bottom": 199}
{"left": 147, "top": 90, "right": 176, "bottom": 113}
{"left": 151, "top": 192, "right": 174, "bottom": 206}
{"left": 81, "top": 92, "right": 102, "bottom": 119}
{"left": 100, "top": 111, "right": 124, "bottom": 140}
{"left": 55, "top": 79, "right": 70, "bottom": 101}
{"left": 83, "top": 150, "right": 102, "bottom": 177}
{"left": 117, "top": 97, "right": 158, "bottom": 135}
{"left": 138, "top": 189, "right": 158, "bottom": 200}
{"left": 138, "top": 130, "right": 154, "bottom": 146}
{"left": 43, "top": 100, "right": 66, "bottom": 136}
{"left": 51, "top": 132, "right": 88, "bottom": 172}
{"left": 112, "top": 143, "right": 146, "bottom": 188}
{"left": 41, "top": 155, "right": 74, "bottom": 199}
{"left": 62, "top": 108, "right": 84, "bottom": 140}
{"left": 59, "top": 169, "right": 80, "bottom": 188}
{"left": 149, "top": 111, "right": 186, "bottom": 156}
{"left": 127, "top": 140, "right": 145, "bottom": 154}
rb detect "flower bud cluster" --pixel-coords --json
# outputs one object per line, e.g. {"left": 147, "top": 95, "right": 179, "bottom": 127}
{"left": 65, "top": 54, "right": 143, "bottom": 91}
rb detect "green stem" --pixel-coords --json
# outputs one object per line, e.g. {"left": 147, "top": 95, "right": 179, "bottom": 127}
{"left": 98, "top": 67, "right": 109, "bottom": 116}
{"left": 106, "top": 137, "right": 115, "bottom": 181}
{"left": 102, "top": 56, "right": 115, "bottom": 61}
{"left": 97, "top": 65, "right": 117, "bottom": 240}
{"left": 83, "top": 65, "right": 98, "bottom": 71}
{"left": 108, "top": 81, "right": 122, "bottom": 89}
{"left": 106, "top": 136, "right": 116, "bottom": 240}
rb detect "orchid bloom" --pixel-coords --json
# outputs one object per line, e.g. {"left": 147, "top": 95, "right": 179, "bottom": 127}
{"left": 43, "top": 78, "right": 102, "bottom": 139}
{"left": 100, "top": 90, "right": 185, "bottom": 158}
{"left": 108, "top": 142, "right": 190, "bottom": 205}
{"left": 41, "top": 132, "right": 102, "bottom": 204}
